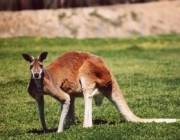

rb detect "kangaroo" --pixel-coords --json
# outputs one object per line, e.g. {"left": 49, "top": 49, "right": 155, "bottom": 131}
{"left": 22, "top": 51, "right": 178, "bottom": 133}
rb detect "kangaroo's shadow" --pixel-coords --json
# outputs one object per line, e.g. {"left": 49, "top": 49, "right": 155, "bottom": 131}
{"left": 93, "top": 119, "right": 125, "bottom": 125}
{"left": 27, "top": 119, "right": 125, "bottom": 134}
{"left": 27, "top": 128, "right": 58, "bottom": 134}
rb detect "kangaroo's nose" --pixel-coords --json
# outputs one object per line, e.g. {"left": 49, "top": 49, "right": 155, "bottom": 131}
{"left": 34, "top": 73, "right": 40, "bottom": 78}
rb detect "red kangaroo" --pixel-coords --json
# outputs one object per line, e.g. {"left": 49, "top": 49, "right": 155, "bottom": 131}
{"left": 22, "top": 51, "right": 178, "bottom": 133}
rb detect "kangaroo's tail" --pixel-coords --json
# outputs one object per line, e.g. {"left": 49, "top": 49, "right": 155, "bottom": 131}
{"left": 107, "top": 73, "right": 178, "bottom": 123}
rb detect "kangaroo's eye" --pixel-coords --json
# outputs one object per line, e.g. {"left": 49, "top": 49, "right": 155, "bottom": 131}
{"left": 30, "top": 65, "right": 33, "bottom": 69}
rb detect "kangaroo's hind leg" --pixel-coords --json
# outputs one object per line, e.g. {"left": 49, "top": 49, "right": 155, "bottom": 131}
{"left": 80, "top": 76, "right": 98, "bottom": 128}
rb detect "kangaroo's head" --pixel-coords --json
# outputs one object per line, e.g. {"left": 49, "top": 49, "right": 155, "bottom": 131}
{"left": 22, "top": 52, "right": 48, "bottom": 79}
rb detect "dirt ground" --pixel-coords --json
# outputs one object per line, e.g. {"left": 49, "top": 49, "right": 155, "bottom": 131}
{"left": 0, "top": 1, "right": 180, "bottom": 38}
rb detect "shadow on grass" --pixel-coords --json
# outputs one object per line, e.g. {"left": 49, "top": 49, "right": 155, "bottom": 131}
{"left": 93, "top": 119, "right": 125, "bottom": 125}
{"left": 27, "top": 128, "right": 58, "bottom": 134}
{"left": 27, "top": 119, "right": 125, "bottom": 134}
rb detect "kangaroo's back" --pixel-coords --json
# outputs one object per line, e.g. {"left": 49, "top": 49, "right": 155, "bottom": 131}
{"left": 46, "top": 51, "right": 91, "bottom": 73}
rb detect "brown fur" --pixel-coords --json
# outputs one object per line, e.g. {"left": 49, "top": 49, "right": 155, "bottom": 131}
{"left": 44, "top": 51, "right": 111, "bottom": 97}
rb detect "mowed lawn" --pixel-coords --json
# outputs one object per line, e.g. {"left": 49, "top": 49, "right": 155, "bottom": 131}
{"left": 0, "top": 34, "right": 180, "bottom": 140}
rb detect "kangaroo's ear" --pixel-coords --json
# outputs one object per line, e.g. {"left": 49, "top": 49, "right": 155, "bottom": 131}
{"left": 22, "top": 53, "right": 33, "bottom": 62}
{"left": 39, "top": 52, "right": 48, "bottom": 62}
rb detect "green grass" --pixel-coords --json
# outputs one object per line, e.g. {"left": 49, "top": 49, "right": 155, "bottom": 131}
{"left": 0, "top": 34, "right": 180, "bottom": 140}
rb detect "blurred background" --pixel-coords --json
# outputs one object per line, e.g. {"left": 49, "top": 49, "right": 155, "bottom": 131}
{"left": 0, "top": 0, "right": 162, "bottom": 11}
{"left": 0, "top": 0, "right": 179, "bottom": 38}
